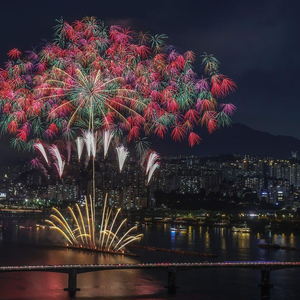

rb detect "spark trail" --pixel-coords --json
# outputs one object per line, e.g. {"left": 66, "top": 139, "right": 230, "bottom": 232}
{"left": 34, "top": 142, "right": 49, "bottom": 165}
{"left": 49, "top": 144, "right": 65, "bottom": 179}
{"left": 83, "top": 131, "right": 96, "bottom": 158}
{"left": 76, "top": 137, "right": 84, "bottom": 162}
{"left": 146, "top": 151, "right": 160, "bottom": 184}
{"left": 103, "top": 130, "right": 113, "bottom": 158}
{"left": 46, "top": 194, "right": 143, "bottom": 253}
{"left": 116, "top": 145, "right": 129, "bottom": 172}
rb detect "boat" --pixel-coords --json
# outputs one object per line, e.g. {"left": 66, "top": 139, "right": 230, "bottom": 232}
{"left": 259, "top": 243, "right": 297, "bottom": 251}
{"left": 259, "top": 243, "right": 281, "bottom": 249}
{"left": 170, "top": 224, "right": 187, "bottom": 232}
{"left": 231, "top": 223, "right": 251, "bottom": 233}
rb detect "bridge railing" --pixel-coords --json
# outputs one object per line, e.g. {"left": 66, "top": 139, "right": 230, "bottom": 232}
{"left": 1, "top": 261, "right": 300, "bottom": 295}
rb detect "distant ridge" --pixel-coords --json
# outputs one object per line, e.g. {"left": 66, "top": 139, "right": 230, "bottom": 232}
{"left": 1, "top": 123, "right": 300, "bottom": 165}
{"left": 151, "top": 123, "right": 300, "bottom": 159}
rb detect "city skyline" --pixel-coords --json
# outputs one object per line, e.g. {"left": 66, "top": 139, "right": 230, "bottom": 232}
{"left": 2, "top": 152, "right": 300, "bottom": 211}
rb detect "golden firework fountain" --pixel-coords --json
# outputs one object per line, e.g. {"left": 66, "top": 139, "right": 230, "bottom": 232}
{"left": 45, "top": 194, "right": 143, "bottom": 254}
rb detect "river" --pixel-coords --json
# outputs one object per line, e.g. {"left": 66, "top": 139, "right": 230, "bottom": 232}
{"left": 0, "top": 219, "right": 300, "bottom": 299}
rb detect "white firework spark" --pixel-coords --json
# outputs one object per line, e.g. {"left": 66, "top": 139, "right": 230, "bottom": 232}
{"left": 116, "top": 145, "right": 129, "bottom": 172}
{"left": 34, "top": 142, "right": 49, "bottom": 165}
{"left": 50, "top": 144, "right": 65, "bottom": 179}
{"left": 146, "top": 151, "right": 160, "bottom": 185}
{"left": 84, "top": 131, "right": 96, "bottom": 158}
{"left": 103, "top": 130, "right": 113, "bottom": 158}
{"left": 146, "top": 151, "right": 159, "bottom": 175}
{"left": 76, "top": 137, "right": 84, "bottom": 162}
{"left": 147, "top": 162, "right": 160, "bottom": 185}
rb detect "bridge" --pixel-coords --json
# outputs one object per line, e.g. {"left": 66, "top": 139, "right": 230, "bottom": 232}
{"left": 1, "top": 261, "right": 300, "bottom": 295}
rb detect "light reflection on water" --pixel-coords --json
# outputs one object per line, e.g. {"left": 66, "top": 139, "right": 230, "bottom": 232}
{"left": 1, "top": 222, "right": 300, "bottom": 299}
{"left": 271, "top": 232, "right": 295, "bottom": 247}
{"left": 205, "top": 229, "right": 210, "bottom": 249}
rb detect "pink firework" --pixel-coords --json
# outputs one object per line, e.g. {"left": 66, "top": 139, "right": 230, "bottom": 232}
{"left": 31, "top": 157, "right": 41, "bottom": 168}
{"left": 220, "top": 103, "right": 237, "bottom": 116}
{"left": 31, "top": 158, "right": 48, "bottom": 176}
{"left": 7, "top": 48, "right": 22, "bottom": 60}
{"left": 188, "top": 132, "right": 202, "bottom": 147}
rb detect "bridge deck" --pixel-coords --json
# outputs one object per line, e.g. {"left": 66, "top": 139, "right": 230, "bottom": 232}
{"left": 1, "top": 261, "right": 300, "bottom": 273}
{"left": 1, "top": 261, "right": 300, "bottom": 295}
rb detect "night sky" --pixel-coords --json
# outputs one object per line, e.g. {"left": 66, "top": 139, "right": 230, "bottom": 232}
{"left": 0, "top": 0, "right": 299, "bottom": 161}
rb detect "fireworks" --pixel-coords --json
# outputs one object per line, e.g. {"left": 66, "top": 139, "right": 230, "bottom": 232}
{"left": 146, "top": 151, "right": 160, "bottom": 185}
{"left": 0, "top": 16, "right": 237, "bottom": 253}
{"left": 0, "top": 17, "right": 236, "bottom": 152}
{"left": 76, "top": 137, "right": 84, "bottom": 162}
{"left": 146, "top": 151, "right": 159, "bottom": 174}
{"left": 147, "top": 162, "right": 160, "bottom": 185}
{"left": 103, "top": 130, "right": 113, "bottom": 158}
{"left": 46, "top": 194, "right": 143, "bottom": 252}
{"left": 135, "top": 137, "right": 151, "bottom": 159}
{"left": 83, "top": 131, "right": 96, "bottom": 158}
{"left": 49, "top": 144, "right": 65, "bottom": 179}
{"left": 34, "top": 142, "right": 49, "bottom": 165}
{"left": 116, "top": 145, "right": 129, "bottom": 172}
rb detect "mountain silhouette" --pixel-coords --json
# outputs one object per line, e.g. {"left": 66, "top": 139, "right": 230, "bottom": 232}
{"left": 1, "top": 123, "right": 300, "bottom": 165}
{"left": 151, "top": 123, "right": 300, "bottom": 158}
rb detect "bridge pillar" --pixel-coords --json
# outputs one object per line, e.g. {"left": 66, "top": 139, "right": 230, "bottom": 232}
{"left": 64, "top": 269, "right": 80, "bottom": 296}
{"left": 164, "top": 267, "right": 178, "bottom": 294}
{"left": 259, "top": 267, "right": 273, "bottom": 288}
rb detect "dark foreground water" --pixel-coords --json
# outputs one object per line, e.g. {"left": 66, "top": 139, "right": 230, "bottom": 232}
{"left": 1, "top": 220, "right": 300, "bottom": 300}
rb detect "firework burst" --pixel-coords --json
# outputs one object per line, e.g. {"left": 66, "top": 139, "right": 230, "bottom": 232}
{"left": 0, "top": 17, "right": 236, "bottom": 152}
{"left": 0, "top": 16, "right": 237, "bottom": 253}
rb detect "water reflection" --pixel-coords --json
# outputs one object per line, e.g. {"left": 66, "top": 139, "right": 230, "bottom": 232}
{"left": 163, "top": 223, "right": 167, "bottom": 233}
{"left": 1, "top": 222, "right": 300, "bottom": 299}
{"left": 170, "top": 230, "right": 176, "bottom": 248}
{"left": 221, "top": 233, "right": 226, "bottom": 250}
{"left": 205, "top": 229, "right": 210, "bottom": 248}
{"left": 273, "top": 234, "right": 280, "bottom": 245}
{"left": 291, "top": 233, "right": 294, "bottom": 246}
{"left": 187, "top": 226, "right": 193, "bottom": 245}
{"left": 232, "top": 232, "right": 250, "bottom": 249}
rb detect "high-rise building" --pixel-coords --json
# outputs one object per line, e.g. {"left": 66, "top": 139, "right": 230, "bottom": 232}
{"left": 48, "top": 181, "right": 78, "bottom": 202}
